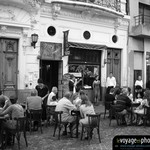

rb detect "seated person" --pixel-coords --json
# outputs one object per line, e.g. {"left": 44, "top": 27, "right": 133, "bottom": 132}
{"left": 49, "top": 96, "right": 58, "bottom": 106}
{"left": 0, "top": 95, "right": 24, "bottom": 129}
{"left": 135, "top": 85, "right": 144, "bottom": 99}
{"left": 127, "top": 87, "right": 133, "bottom": 101}
{"left": 79, "top": 95, "right": 95, "bottom": 125}
{"left": 79, "top": 95, "right": 95, "bottom": 139}
{"left": 73, "top": 90, "right": 85, "bottom": 109}
{"left": 26, "top": 89, "right": 43, "bottom": 111}
{"left": 47, "top": 87, "right": 58, "bottom": 106}
{"left": 115, "top": 88, "right": 132, "bottom": 125}
{"left": 105, "top": 88, "right": 115, "bottom": 103}
{"left": 0, "top": 96, "right": 24, "bottom": 145}
{"left": 55, "top": 91, "right": 77, "bottom": 135}
{"left": 0, "top": 90, "right": 11, "bottom": 110}
{"left": 133, "top": 89, "right": 150, "bottom": 125}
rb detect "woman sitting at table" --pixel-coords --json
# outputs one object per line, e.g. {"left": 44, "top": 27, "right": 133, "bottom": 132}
{"left": 79, "top": 95, "right": 95, "bottom": 125}
{"left": 133, "top": 89, "right": 150, "bottom": 125}
{"left": 79, "top": 95, "right": 95, "bottom": 139}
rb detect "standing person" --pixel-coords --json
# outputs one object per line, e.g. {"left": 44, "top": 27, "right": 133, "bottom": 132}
{"left": 35, "top": 78, "right": 49, "bottom": 124}
{"left": 106, "top": 72, "right": 116, "bottom": 94}
{"left": 47, "top": 87, "right": 58, "bottom": 106}
{"left": 135, "top": 76, "right": 143, "bottom": 99}
{"left": 69, "top": 74, "right": 76, "bottom": 94}
{"left": 92, "top": 75, "right": 100, "bottom": 105}
{"left": 135, "top": 76, "right": 143, "bottom": 88}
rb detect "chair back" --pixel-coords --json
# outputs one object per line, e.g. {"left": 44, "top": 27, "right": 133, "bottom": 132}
{"left": 54, "top": 111, "right": 63, "bottom": 124}
{"left": 110, "top": 104, "right": 126, "bottom": 117}
{"left": 14, "top": 117, "right": 27, "bottom": 132}
{"left": 46, "top": 105, "right": 56, "bottom": 116}
{"left": 29, "top": 109, "right": 42, "bottom": 121}
{"left": 104, "top": 101, "right": 113, "bottom": 110}
{"left": 87, "top": 114, "right": 101, "bottom": 128}
{"left": 115, "top": 100, "right": 126, "bottom": 106}
{"left": 144, "top": 106, "right": 150, "bottom": 117}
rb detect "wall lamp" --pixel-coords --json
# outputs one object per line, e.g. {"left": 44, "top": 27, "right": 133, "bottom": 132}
{"left": 31, "top": 33, "right": 38, "bottom": 49}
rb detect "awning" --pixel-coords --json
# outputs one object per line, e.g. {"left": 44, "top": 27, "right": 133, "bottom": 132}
{"left": 68, "top": 42, "right": 107, "bottom": 51}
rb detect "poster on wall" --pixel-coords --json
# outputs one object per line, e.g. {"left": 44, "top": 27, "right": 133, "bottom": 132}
{"left": 40, "top": 42, "right": 62, "bottom": 60}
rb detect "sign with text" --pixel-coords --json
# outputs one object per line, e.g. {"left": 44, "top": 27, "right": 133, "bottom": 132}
{"left": 113, "top": 135, "right": 150, "bottom": 150}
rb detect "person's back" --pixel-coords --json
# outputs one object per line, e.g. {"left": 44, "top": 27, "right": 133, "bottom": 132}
{"left": 117, "top": 88, "right": 132, "bottom": 108}
{"left": 105, "top": 93, "right": 115, "bottom": 103}
{"left": 26, "top": 89, "right": 42, "bottom": 110}
{"left": 55, "top": 92, "right": 76, "bottom": 122}
{"left": 27, "top": 96, "right": 42, "bottom": 110}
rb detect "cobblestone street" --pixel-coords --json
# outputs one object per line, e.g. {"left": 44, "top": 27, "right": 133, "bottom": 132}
{"left": 4, "top": 104, "right": 150, "bottom": 150}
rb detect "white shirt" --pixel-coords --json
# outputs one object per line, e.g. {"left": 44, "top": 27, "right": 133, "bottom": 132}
{"left": 106, "top": 76, "right": 116, "bottom": 88}
{"left": 47, "top": 92, "right": 56, "bottom": 106}
{"left": 135, "top": 80, "right": 143, "bottom": 88}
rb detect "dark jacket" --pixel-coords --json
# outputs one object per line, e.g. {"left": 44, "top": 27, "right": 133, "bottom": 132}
{"left": 105, "top": 94, "right": 115, "bottom": 103}
{"left": 117, "top": 94, "right": 132, "bottom": 108}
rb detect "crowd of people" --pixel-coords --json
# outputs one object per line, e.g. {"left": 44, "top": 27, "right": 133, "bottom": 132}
{"left": 0, "top": 73, "right": 149, "bottom": 147}
{"left": 105, "top": 74, "right": 150, "bottom": 126}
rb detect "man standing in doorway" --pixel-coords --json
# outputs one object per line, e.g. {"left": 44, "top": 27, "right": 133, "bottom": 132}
{"left": 106, "top": 72, "right": 116, "bottom": 94}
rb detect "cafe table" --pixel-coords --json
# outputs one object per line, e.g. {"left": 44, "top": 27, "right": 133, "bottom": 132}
{"left": 71, "top": 110, "right": 81, "bottom": 138}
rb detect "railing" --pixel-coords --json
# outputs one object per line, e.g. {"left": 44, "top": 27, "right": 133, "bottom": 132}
{"left": 74, "top": 0, "right": 121, "bottom": 12}
{"left": 134, "top": 14, "right": 150, "bottom": 26}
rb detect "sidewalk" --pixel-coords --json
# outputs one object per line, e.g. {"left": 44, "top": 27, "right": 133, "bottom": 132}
{"left": 5, "top": 104, "right": 150, "bottom": 150}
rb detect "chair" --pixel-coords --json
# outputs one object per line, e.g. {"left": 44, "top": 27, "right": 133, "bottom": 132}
{"left": 46, "top": 105, "right": 56, "bottom": 127}
{"left": 28, "top": 109, "right": 43, "bottom": 134}
{"left": 143, "top": 106, "right": 150, "bottom": 127}
{"left": 80, "top": 113, "right": 101, "bottom": 144}
{"left": 53, "top": 111, "right": 71, "bottom": 140}
{"left": 5, "top": 117, "right": 28, "bottom": 150}
{"left": 103, "top": 101, "right": 113, "bottom": 119}
{"left": 109, "top": 104, "right": 127, "bottom": 126}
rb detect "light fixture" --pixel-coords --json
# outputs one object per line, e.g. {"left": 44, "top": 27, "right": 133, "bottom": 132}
{"left": 31, "top": 33, "right": 38, "bottom": 49}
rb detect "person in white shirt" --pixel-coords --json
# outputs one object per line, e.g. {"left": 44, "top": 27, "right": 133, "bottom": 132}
{"left": 47, "top": 87, "right": 58, "bottom": 106}
{"left": 106, "top": 72, "right": 116, "bottom": 94}
{"left": 135, "top": 76, "right": 143, "bottom": 99}
{"left": 135, "top": 76, "right": 143, "bottom": 88}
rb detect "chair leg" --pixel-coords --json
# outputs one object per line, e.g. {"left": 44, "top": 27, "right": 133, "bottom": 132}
{"left": 16, "top": 133, "right": 21, "bottom": 150}
{"left": 23, "top": 131, "right": 28, "bottom": 147}
{"left": 104, "top": 109, "right": 106, "bottom": 119}
{"left": 53, "top": 123, "right": 57, "bottom": 137}
{"left": 97, "top": 128, "right": 101, "bottom": 143}
{"left": 87, "top": 127, "right": 91, "bottom": 145}
{"left": 58, "top": 124, "right": 61, "bottom": 140}
{"left": 80, "top": 126, "right": 84, "bottom": 140}
{"left": 39, "top": 121, "right": 43, "bottom": 134}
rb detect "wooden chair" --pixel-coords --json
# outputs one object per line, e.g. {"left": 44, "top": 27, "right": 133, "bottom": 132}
{"left": 46, "top": 105, "right": 56, "bottom": 127}
{"left": 53, "top": 111, "right": 71, "bottom": 140}
{"left": 5, "top": 117, "right": 28, "bottom": 150}
{"left": 28, "top": 109, "right": 43, "bottom": 134}
{"left": 80, "top": 113, "right": 101, "bottom": 144}
{"left": 109, "top": 104, "right": 127, "bottom": 126}
{"left": 143, "top": 106, "right": 150, "bottom": 127}
{"left": 103, "top": 101, "right": 113, "bottom": 119}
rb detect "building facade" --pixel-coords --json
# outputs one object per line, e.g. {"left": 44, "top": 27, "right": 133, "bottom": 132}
{"left": 0, "top": 0, "right": 129, "bottom": 102}
{"left": 128, "top": 0, "right": 150, "bottom": 92}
